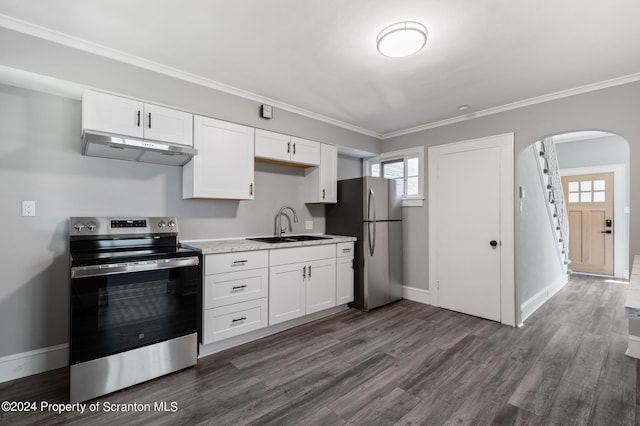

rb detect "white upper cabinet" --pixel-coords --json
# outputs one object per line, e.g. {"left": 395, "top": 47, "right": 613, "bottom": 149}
{"left": 82, "top": 90, "right": 144, "bottom": 139}
{"left": 290, "top": 136, "right": 321, "bottom": 166}
{"left": 82, "top": 90, "right": 193, "bottom": 146}
{"left": 142, "top": 103, "right": 193, "bottom": 146}
{"left": 255, "top": 129, "right": 320, "bottom": 166}
{"left": 183, "top": 116, "right": 255, "bottom": 200}
{"left": 254, "top": 129, "right": 290, "bottom": 162}
{"left": 305, "top": 143, "right": 338, "bottom": 203}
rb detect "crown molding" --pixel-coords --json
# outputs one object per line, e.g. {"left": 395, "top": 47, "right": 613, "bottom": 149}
{"left": 380, "top": 72, "right": 640, "bottom": 140}
{"left": 0, "top": 14, "right": 381, "bottom": 139}
{"left": 2, "top": 13, "right": 639, "bottom": 143}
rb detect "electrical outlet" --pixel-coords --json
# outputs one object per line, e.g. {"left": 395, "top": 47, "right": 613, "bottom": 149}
{"left": 22, "top": 200, "right": 36, "bottom": 217}
{"left": 305, "top": 220, "right": 313, "bottom": 230}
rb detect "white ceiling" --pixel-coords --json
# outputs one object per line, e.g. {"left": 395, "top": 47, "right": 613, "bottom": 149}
{"left": 1, "top": 0, "right": 640, "bottom": 138}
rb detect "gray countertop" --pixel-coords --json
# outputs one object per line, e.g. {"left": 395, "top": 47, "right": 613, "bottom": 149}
{"left": 181, "top": 234, "right": 356, "bottom": 255}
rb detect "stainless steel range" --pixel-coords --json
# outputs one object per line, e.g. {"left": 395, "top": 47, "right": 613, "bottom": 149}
{"left": 68, "top": 217, "right": 200, "bottom": 403}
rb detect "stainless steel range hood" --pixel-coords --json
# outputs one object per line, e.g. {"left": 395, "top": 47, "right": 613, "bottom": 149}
{"left": 82, "top": 131, "right": 197, "bottom": 166}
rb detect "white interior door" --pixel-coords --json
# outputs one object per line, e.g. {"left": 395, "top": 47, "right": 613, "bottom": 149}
{"left": 429, "top": 134, "right": 515, "bottom": 325}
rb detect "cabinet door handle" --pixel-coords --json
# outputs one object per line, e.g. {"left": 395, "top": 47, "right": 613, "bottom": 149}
{"left": 136, "top": 110, "right": 141, "bottom": 127}
{"left": 249, "top": 183, "right": 253, "bottom": 196}
{"left": 303, "top": 266, "right": 306, "bottom": 279}
{"left": 322, "top": 189, "right": 326, "bottom": 200}
{"left": 232, "top": 285, "right": 247, "bottom": 291}
{"left": 293, "top": 143, "right": 296, "bottom": 155}
{"left": 287, "top": 141, "right": 291, "bottom": 154}
{"left": 232, "top": 260, "right": 248, "bottom": 266}
{"left": 231, "top": 317, "right": 247, "bottom": 323}
{"left": 308, "top": 265, "right": 312, "bottom": 278}
{"left": 147, "top": 112, "right": 152, "bottom": 129}
{"left": 342, "top": 248, "right": 351, "bottom": 253}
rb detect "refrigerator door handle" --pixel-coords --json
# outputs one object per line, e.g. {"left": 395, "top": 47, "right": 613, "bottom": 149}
{"left": 368, "top": 188, "right": 377, "bottom": 256}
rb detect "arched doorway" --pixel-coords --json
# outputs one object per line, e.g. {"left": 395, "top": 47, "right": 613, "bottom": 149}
{"left": 516, "top": 130, "right": 630, "bottom": 325}
{"left": 555, "top": 131, "right": 629, "bottom": 278}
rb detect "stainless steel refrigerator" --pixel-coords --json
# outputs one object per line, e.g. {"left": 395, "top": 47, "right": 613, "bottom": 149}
{"left": 326, "top": 177, "right": 403, "bottom": 310}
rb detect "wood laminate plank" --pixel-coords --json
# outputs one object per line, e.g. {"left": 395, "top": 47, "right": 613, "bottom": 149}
{"left": 588, "top": 383, "right": 635, "bottom": 426}
{"left": 332, "top": 317, "right": 427, "bottom": 365}
{"left": 542, "top": 379, "right": 597, "bottom": 425}
{"left": 490, "top": 403, "right": 544, "bottom": 426}
{"left": 252, "top": 353, "right": 397, "bottom": 426}
{"left": 1, "top": 275, "right": 636, "bottom": 425}
{"left": 346, "top": 387, "right": 419, "bottom": 425}
{"left": 508, "top": 325, "right": 584, "bottom": 415}
{"left": 327, "top": 345, "right": 442, "bottom": 419}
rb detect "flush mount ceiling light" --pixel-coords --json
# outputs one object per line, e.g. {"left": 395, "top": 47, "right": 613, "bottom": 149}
{"left": 376, "top": 21, "right": 427, "bottom": 58}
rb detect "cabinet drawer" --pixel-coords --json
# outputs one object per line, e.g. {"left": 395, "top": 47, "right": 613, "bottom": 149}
{"left": 205, "top": 250, "right": 268, "bottom": 274}
{"left": 337, "top": 242, "right": 354, "bottom": 257}
{"left": 202, "top": 299, "right": 268, "bottom": 344}
{"left": 270, "top": 244, "right": 336, "bottom": 266}
{"left": 204, "top": 268, "right": 268, "bottom": 309}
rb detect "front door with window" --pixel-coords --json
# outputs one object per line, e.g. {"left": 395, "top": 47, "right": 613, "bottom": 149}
{"left": 562, "top": 173, "right": 614, "bottom": 275}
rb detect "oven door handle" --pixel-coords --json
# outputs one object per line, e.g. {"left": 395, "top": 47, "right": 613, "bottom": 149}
{"left": 71, "top": 256, "right": 200, "bottom": 279}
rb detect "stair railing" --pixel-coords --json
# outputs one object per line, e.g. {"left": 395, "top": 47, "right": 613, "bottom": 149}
{"left": 538, "top": 137, "right": 570, "bottom": 271}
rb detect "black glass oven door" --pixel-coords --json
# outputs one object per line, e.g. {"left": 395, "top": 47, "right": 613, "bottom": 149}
{"left": 70, "top": 258, "right": 199, "bottom": 364}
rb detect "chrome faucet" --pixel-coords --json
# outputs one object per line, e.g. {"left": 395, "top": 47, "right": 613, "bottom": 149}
{"left": 276, "top": 206, "right": 299, "bottom": 238}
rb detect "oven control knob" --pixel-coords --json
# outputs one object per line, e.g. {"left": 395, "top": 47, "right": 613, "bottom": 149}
{"left": 73, "top": 222, "right": 84, "bottom": 231}
{"left": 158, "top": 221, "right": 166, "bottom": 228}
{"left": 86, "top": 222, "right": 97, "bottom": 231}
{"left": 167, "top": 220, "right": 176, "bottom": 228}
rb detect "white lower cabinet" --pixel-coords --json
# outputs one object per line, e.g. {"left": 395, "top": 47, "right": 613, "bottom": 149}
{"left": 202, "top": 251, "right": 269, "bottom": 344}
{"left": 201, "top": 242, "right": 353, "bottom": 345}
{"left": 269, "top": 244, "right": 337, "bottom": 325}
{"left": 336, "top": 242, "right": 355, "bottom": 304}
{"left": 203, "top": 268, "right": 268, "bottom": 309}
{"left": 306, "top": 258, "right": 337, "bottom": 314}
{"left": 269, "top": 263, "right": 307, "bottom": 325}
{"left": 202, "top": 299, "right": 268, "bottom": 344}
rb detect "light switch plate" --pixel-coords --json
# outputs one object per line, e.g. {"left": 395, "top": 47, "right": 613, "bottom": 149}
{"left": 22, "top": 200, "right": 35, "bottom": 217}
{"left": 305, "top": 220, "right": 313, "bottom": 230}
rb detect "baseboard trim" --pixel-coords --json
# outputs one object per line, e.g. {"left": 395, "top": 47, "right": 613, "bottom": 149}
{"left": 521, "top": 274, "right": 569, "bottom": 323}
{"left": 0, "top": 344, "right": 68, "bottom": 384}
{"left": 403, "top": 286, "right": 430, "bottom": 304}
{"left": 626, "top": 335, "right": 640, "bottom": 359}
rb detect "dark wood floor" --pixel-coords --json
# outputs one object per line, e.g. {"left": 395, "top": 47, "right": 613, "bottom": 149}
{"left": 1, "top": 275, "right": 636, "bottom": 425}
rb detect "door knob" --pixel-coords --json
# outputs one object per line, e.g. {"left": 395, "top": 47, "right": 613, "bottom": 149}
{"left": 489, "top": 240, "right": 498, "bottom": 248}
{"left": 601, "top": 230, "right": 612, "bottom": 234}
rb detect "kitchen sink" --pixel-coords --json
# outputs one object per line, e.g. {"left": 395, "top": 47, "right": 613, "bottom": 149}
{"left": 246, "top": 235, "right": 331, "bottom": 244}
{"left": 285, "top": 235, "right": 331, "bottom": 241}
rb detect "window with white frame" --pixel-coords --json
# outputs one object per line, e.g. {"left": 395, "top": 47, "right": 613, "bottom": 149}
{"left": 364, "top": 147, "right": 424, "bottom": 206}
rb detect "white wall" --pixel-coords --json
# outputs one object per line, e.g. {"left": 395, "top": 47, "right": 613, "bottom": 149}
{"left": 337, "top": 155, "right": 362, "bottom": 180}
{"left": 556, "top": 134, "right": 629, "bottom": 171}
{"left": 0, "top": 84, "right": 353, "bottom": 361}
{"left": 0, "top": 27, "right": 380, "bottom": 156}
{"left": 382, "top": 82, "right": 640, "bottom": 325}
{"left": 516, "top": 145, "right": 567, "bottom": 320}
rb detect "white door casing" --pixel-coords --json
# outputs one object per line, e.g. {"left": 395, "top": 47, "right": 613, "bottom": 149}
{"left": 428, "top": 133, "right": 515, "bottom": 326}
